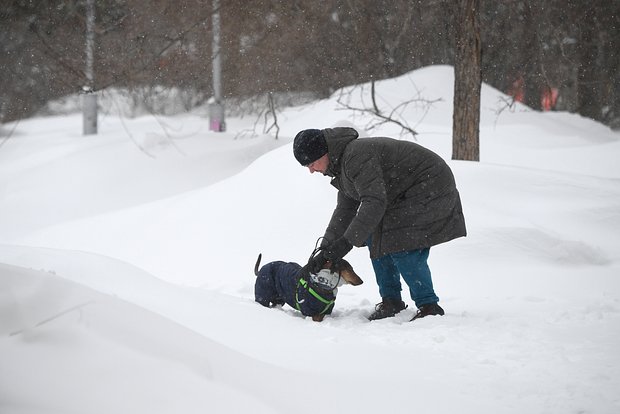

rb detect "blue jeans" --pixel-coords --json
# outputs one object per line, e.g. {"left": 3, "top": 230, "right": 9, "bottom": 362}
{"left": 370, "top": 247, "right": 439, "bottom": 307}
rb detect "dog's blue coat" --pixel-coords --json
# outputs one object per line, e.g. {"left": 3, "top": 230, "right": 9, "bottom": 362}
{"left": 255, "top": 261, "right": 335, "bottom": 317}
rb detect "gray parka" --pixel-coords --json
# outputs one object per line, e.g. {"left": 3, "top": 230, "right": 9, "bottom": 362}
{"left": 321, "top": 127, "right": 466, "bottom": 259}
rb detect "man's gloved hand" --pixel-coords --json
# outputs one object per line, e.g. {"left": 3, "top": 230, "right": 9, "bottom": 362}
{"left": 323, "top": 237, "right": 353, "bottom": 263}
{"left": 307, "top": 251, "right": 328, "bottom": 274}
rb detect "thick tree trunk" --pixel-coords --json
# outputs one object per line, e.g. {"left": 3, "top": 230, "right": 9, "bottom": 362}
{"left": 577, "top": 6, "right": 602, "bottom": 121}
{"left": 452, "top": 0, "right": 481, "bottom": 161}
{"left": 522, "top": 1, "right": 543, "bottom": 111}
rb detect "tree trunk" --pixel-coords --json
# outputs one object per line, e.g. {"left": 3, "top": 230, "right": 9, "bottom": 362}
{"left": 452, "top": 0, "right": 481, "bottom": 161}
{"left": 209, "top": 0, "right": 225, "bottom": 132}
{"left": 522, "top": 0, "right": 542, "bottom": 111}
{"left": 82, "top": 0, "right": 97, "bottom": 135}
{"left": 577, "top": 5, "right": 601, "bottom": 121}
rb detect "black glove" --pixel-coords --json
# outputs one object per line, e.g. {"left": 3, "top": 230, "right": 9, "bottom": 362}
{"left": 323, "top": 237, "right": 353, "bottom": 263}
{"left": 307, "top": 251, "right": 328, "bottom": 274}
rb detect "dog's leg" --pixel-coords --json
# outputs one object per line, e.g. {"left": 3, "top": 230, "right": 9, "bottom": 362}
{"left": 312, "top": 314, "right": 325, "bottom": 322}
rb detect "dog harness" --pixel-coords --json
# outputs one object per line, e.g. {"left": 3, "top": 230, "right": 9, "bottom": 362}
{"left": 295, "top": 277, "right": 335, "bottom": 315}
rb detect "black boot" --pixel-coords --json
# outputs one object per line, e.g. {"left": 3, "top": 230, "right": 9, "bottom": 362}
{"left": 368, "top": 298, "right": 408, "bottom": 321}
{"left": 410, "top": 303, "right": 445, "bottom": 321}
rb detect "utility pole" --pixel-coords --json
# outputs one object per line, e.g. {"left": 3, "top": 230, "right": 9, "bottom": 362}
{"left": 209, "top": 0, "right": 225, "bottom": 132}
{"left": 83, "top": 0, "right": 97, "bottom": 135}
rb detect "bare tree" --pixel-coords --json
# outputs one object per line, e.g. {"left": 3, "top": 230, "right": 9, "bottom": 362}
{"left": 452, "top": 0, "right": 481, "bottom": 161}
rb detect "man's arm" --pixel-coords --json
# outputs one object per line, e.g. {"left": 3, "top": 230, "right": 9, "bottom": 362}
{"left": 323, "top": 190, "right": 359, "bottom": 244}
{"left": 342, "top": 152, "right": 388, "bottom": 247}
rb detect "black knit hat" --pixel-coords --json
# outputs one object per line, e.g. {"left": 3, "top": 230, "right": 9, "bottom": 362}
{"left": 293, "top": 129, "right": 328, "bottom": 166}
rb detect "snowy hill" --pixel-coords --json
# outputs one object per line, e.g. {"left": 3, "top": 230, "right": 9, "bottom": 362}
{"left": 1, "top": 66, "right": 619, "bottom": 414}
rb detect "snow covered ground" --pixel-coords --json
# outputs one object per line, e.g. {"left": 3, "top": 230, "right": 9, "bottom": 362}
{"left": 1, "top": 65, "right": 619, "bottom": 414}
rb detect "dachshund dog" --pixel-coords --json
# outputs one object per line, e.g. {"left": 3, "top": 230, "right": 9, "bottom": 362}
{"left": 254, "top": 253, "right": 363, "bottom": 322}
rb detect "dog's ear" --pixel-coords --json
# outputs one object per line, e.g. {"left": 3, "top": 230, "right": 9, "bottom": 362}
{"left": 254, "top": 253, "right": 262, "bottom": 276}
{"left": 337, "top": 259, "right": 364, "bottom": 286}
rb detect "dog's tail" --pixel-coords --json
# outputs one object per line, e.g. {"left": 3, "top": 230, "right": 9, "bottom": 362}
{"left": 254, "top": 253, "right": 262, "bottom": 276}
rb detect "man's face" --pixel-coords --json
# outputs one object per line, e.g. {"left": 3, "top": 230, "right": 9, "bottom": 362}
{"left": 306, "top": 154, "right": 329, "bottom": 175}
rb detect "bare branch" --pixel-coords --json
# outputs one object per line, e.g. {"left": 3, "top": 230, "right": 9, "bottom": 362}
{"left": 0, "top": 119, "right": 21, "bottom": 150}
{"left": 263, "top": 92, "right": 280, "bottom": 139}
{"left": 235, "top": 92, "right": 281, "bottom": 140}
{"left": 97, "top": 15, "right": 211, "bottom": 91}
{"left": 9, "top": 301, "right": 95, "bottom": 337}
{"left": 30, "top": 23, "right": 87, "bottom": 88}
{"left": 335, "top": 80, "right": 442, "bottom": 140}
{"left": 493, "top": 95, "right": 518, "bottom": 129}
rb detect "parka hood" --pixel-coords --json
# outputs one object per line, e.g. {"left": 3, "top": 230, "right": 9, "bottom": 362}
{"left": 322, "top": 127, "right": 359, "bottom": 177}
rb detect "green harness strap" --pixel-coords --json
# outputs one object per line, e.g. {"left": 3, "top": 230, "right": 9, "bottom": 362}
{"left": 295, "top": 278, "right": 335, "bottom": 315}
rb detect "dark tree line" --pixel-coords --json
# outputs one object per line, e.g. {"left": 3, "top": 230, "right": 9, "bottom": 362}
{"left": 1, "top": 0, "right": 618, "bottom": 128}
